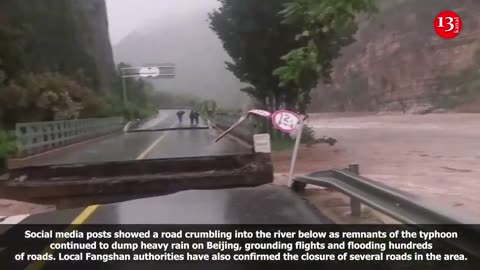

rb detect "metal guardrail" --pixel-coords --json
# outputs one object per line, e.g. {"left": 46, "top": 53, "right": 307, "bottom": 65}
{"left": 123, "top": 119, "right": 144, "bottom": 132}
{"left": 292, "top": 164, "right": 480, "bottom": 258}
{"left": 292, "top": 164, "right": 478, "bottom": 224}
{"left": 212, "top": 112, "right": 257, "bottom": 145}
{"left": 15, "top": 117, "right": 124, "bottom": 157}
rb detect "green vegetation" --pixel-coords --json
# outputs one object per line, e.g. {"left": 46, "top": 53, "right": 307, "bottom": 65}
{"left": 0, "top": 72, "right": 107, "bottom": 127}
{"left": 0, "top": 0, "right": 376, "bottom": 161}
{"left": 0, "top": 0, "right": 108, "bottom": 129}
{"left": 0, "top": 62, "right": 162, "bottom": 127}
{"left": 210, "top": 0, "right": 375, "bottom": 114}
{"left": 272, "top": 137, "right": 295, "bottom": 152}
{"left": 210, "top": 0, "right": 374, "bottom": 146}
{"left": 271, "top": 126, "right": 332, "bottom": 152}
{"left": 209, "top": 0, "right": 303, "bottom": 113}
{"left": 274, "top": 0, "right": 376, "bottom": 113}
{"left": 0, "top": 130, "right": 16, "bottom": 172}
{"left": 0, "top": 2, "right": 202, "bottom": 162}
{"left": 110, "top": 63, "right": 154, "bottom": 120}
{"left": 0, "top": 0, "right": 106, "bottom": 161}
{"left": 0, "top": 0, "right": 100, "bottom": 89}
{"left": 109, "top": 63, "right": 204, "bottom": 121}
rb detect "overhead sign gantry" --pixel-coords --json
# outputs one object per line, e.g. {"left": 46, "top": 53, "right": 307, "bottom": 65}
{"left": 120, "top": 64, "right": 176, "bottom": 105}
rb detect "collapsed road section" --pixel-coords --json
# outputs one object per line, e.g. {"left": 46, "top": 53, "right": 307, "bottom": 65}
{"left": 0, "top": 109, "right": 269, "bottom": 209}
{"left": 0, "top": 152, "right": 273, "bottom": 209}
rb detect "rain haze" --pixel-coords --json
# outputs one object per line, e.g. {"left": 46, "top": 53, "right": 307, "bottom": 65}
{"left": 105, "top": 0, "right": 248, "bottom": 108}
{"left": 1, "top": 0, "right": 480, "bottom": 246}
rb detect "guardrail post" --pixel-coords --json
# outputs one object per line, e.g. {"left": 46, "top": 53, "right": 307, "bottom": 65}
{"left": 291, "top": 181, "right": 307, "bottom": 193}
{"left": 348, "top": 163, "right": 362, "bottom": 217}
{"left": 349, "top": 163, "right": 360, "bottom": 175}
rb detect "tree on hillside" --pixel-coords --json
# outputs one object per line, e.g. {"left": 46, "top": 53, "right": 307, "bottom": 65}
{"left": 210, "top": 0, "right": 375, "bottom": 114}
{"left": 0, "top": 26, "right": 28, "bottom": 81}
{"left": 0, "top": 72, "right": 105, "bottom": 128}
{"left": 209, "top": 0, "right": 304, "bottom": 112}
{"left": 0, "top": 0, "right": 100, "bottom": 90}
{"left": 274, "top": 0, "right": 376, "bottom": 113}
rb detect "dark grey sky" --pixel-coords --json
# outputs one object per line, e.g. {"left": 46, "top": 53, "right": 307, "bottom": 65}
{"left": 106, "top": 0, "right": 220, "bottom": 45}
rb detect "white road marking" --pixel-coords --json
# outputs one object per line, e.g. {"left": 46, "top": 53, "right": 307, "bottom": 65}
{"left": 136, "top": 122, "right": 177, "bottom": 160}
{"left": 140, "top": 113, "right": 169, "bottom": 129}
{"left": 123, "top": 121, "right": 134, "bottom": 132}
{"left": 0, "top": 214, "right": 30, "bottom": 224}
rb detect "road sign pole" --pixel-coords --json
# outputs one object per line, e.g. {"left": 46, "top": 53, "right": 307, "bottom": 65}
{"left": 288, "top": 118, "right": 304, "bottom": 187}
{"left": 121, "top": 75, "right": 128, "bottom": 107}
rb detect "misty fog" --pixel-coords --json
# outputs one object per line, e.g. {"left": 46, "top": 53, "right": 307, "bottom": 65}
{"left": 106, "top": 0, "right": 249, "bottom": 108}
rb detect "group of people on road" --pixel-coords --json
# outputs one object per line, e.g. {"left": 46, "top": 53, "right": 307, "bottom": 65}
{"left": 176, "top": 110, "right": 200, "bottom": 126}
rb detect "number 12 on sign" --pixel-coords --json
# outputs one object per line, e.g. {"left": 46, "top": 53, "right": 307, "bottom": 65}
{"left": 272, "top": 110, "right": 300, "bottom": 133}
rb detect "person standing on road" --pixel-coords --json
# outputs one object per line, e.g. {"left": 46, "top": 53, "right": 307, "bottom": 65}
{"left": 194, "top": 112, "right": 200, "bottom": 126}
{"left": 177, "top": 110, "right": 185, "bottom": 123}
{"left": 189, "top": 110, "right": 200, "bottom": 126}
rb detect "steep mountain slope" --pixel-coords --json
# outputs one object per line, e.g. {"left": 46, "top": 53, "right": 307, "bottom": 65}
{"left": 0, "top": 0, "right": 115, "bottom": 93}
{"left": 113, "top": 9, "right": 247, "bottom": 108}
{"left": 311, "top": 0, "right": 480, "bottom": 112}
{"left": 74, "top": 0, "right": 116, "bottom": 93}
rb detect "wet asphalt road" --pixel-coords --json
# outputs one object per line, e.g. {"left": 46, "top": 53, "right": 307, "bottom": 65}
{"left": 0, "top": 112, "right": 333, "bottom": 270}
{"left": 9, "top": 186, "right": 331, "bottom": 270}
{"left": 20, "top": 185, "right": 331, "bottom": 225}
{"left": 0, "top": 110, "right": 334, "bottom": 227}
{"left": 21, "top": 110, "right": 250, "bottom": 166}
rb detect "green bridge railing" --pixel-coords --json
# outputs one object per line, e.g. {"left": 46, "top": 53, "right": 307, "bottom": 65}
{"left": 15, "top": 117, "right": 124, "bottom": 157}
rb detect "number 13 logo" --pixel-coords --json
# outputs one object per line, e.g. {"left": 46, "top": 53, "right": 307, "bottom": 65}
{"left": 434, "top": 11, "right": 462, "bottom": 39}
{"left": 438, "top": 17, "right": 455, "bottom": 32}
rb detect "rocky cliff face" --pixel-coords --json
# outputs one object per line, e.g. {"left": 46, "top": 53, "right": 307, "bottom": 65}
{"left": 74, "top": 0, "right": 116, "bottom": 94}
{"left": 0, "top": 0, "right": 115, "bottom": 93}
{"left": 312, "top": 0, "right": 480, "bottom": 113}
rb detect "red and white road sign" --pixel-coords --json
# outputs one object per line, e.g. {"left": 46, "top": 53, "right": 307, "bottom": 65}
{"left": 271, "top": 110, "right": 300, "bottom": 133}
